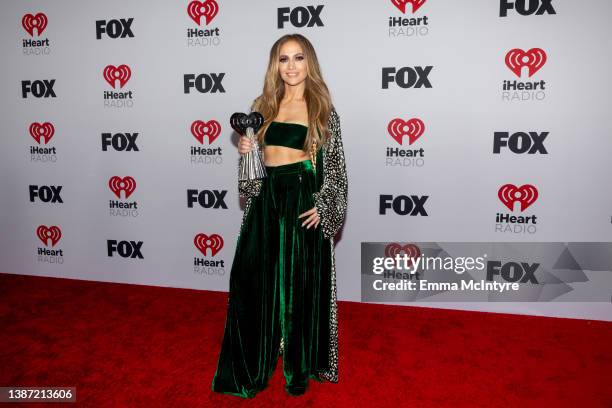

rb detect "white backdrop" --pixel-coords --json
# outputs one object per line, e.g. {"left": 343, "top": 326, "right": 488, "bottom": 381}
{"left": 1, "top": 0, "right": 611, "bottom": 321}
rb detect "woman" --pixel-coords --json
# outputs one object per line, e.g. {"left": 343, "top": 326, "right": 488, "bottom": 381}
{"left": 211, "top": 33, "right": 348, "bottom": 398}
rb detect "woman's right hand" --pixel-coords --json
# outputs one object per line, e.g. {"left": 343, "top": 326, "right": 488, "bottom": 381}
{"left": 238, "top": 136, "right": 254, "bottom": 155}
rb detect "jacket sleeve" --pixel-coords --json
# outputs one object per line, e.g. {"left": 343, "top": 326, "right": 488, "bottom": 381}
{"left": 237, "top": 105, "right": 263, "bottom": 198}
{"left": 313, "top": 107, "right": 348, "bottom": 239}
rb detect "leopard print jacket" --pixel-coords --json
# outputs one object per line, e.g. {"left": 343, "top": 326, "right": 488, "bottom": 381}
{"left": 237, "top": 106, "right": 348, "bottom": 240}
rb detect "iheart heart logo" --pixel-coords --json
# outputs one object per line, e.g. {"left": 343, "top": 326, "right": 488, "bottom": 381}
{"left": 187, "top": 0, "right": 219, "bottom": 25}
{"left": 505, "top": 48, "right": 547, "bottom": 78}
{"left": 385, "top": 243, "right": 421, "bottom": 266}
{"left": 108, "top": 176, "right": 137, "bottom": 199}
{"left": 191, "top": 120, "right": 221, "bottom": 144}
{"left": 498, "top": 184, "right": 539, "bottom": 212}
{"left": 387, "top": 118, "right": 425, "bottom": 145}
{"left": 22, "top": 13, "right": 48, "bottom": 36}
{"left": 37, "top": 225, "right": 61, "bottom": 247}
{"left": 194, "top": 233, "right": 224, "bottom": 257}
{"left": 391, "top": 0, "right": 427, "bottom": 14}
{"left": 103, "top": 64, "right": 131, "bottom": 89}
{"left": 29, "top": 122, "right": 55, "bottom": 144}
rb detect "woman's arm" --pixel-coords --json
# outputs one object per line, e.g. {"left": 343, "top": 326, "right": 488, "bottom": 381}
{"left": 313, "top": 107, "right": 348, "bottom": 239}
{"left": 237, "top": 104, "right": 264, "bottom": 198}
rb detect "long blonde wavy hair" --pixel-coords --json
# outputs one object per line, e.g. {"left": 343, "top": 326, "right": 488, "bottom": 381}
{"left": 251, "top": 34, "right": 332, "bottom": 154}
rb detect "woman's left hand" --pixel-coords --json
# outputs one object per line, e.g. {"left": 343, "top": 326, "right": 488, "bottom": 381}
{"left": 298, "top": 207, "right": 320, "bottom": 229}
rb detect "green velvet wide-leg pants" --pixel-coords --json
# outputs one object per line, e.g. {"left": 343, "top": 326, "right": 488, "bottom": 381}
{"left": 212, "top": 159, "right": 332, "bottom": 398}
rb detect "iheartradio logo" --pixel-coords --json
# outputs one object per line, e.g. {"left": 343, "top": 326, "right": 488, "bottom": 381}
{"left": 391, "top": 0, "right": 427, "bottom": 13}
{"left": 388, "top": 118, "right": 425, "bottom": 145}
{"left": 385, "top": 243, "right": 421, "bottom": 266}
{"left": 498, "top": 184, "right": 538, "bottom": 212}
{"left": 22, "top": 13, "right": 48, "bottom": 36}
{"left": 109, "top": 176, "right": 136, "bottom": 199}
{"left": 505, "top": 48, "right": 547, "bottom": 78}
{"left": 187, "top": 0, "right": 219, "bottom": 25}
{"left": 194, "top": 233, "right": 224, "bottom": 257}
{"left": 191, "top": 120, "right": 221, "bottom": 144}
{"left": 29, "top": 122, "right": 54, "bottom": 144}
{"left": 103, "top": 64, "right": 131, "bottom": 89}
{"left": 37, "top": 225, "right": 61, "bottom": 247}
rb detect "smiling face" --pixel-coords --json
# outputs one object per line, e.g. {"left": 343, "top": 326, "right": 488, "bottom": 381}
{"left": 278, "top": 40, "right": 307, "bottom": 87}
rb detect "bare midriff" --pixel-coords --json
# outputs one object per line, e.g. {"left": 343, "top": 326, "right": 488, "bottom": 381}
{"left": 264, "top": 145, "right": 309, "bottom": 167}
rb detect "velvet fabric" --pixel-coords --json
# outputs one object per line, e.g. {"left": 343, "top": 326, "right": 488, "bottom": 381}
{"left": 211, "top": 146, "right": 332, "bottom": 397}
{"left": 263, "top": 121, "right": 309, "bottom": 150}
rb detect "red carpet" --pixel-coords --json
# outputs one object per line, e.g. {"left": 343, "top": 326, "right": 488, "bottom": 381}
{"left": 0, "top": 272, "right": 610, "bottom": 407}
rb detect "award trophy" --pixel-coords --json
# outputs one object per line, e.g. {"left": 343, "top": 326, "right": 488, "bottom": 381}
{"left": 230, "top": 111, "right": 266, "bottom": 181}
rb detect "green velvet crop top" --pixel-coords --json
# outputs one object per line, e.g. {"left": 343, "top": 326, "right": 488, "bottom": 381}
{"left": 264, "top": 121, "right": 308, "bottom": 150}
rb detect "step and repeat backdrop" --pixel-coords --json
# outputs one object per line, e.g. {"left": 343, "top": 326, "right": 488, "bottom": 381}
{"left": 1, "top": 1, "right": 611, "bottom": 320}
